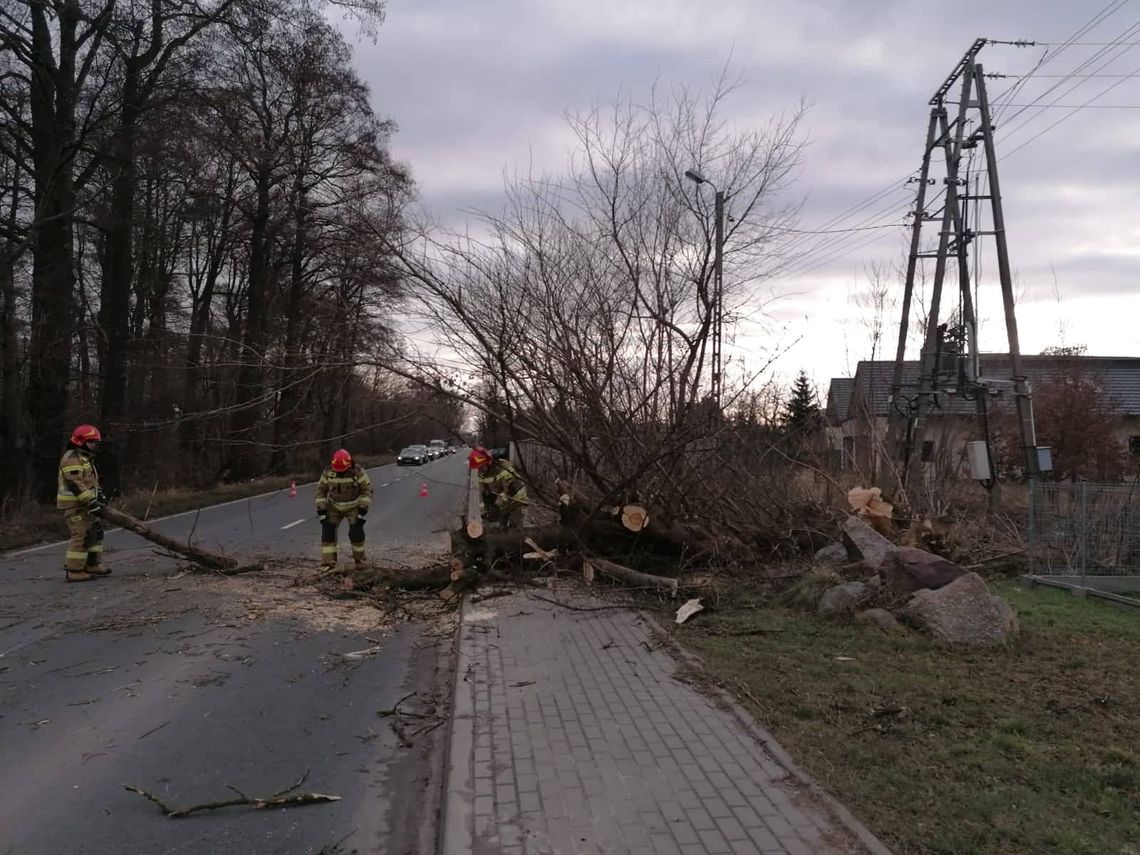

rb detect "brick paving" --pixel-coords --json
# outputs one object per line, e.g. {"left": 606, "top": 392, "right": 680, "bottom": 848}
{"left": 442, "top": 590, "right": 890, "bottom": 855}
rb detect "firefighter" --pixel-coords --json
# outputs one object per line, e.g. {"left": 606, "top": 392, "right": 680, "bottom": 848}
{"left": 470, "top": 447, "right": 528, "bottom": 528}
{"left": 315, "top": 449, "right": 372, "bottom": 570}
{"left": 57, "top": 424, "right": 110, "bottom": 583}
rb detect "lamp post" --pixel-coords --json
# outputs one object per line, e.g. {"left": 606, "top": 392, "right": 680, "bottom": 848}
{"left": 684, "top": 169, "right": 725, "bottom": 414}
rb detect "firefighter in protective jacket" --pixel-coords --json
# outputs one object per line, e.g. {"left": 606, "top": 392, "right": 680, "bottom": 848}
{"left": 57, "top": 424, "right": 111, "bottom": 582}
{"left": 315, "top": 449, "right": 372, "bottom": 569}
{"left": 470, "top": 447, "right": 528, "bottom": 528}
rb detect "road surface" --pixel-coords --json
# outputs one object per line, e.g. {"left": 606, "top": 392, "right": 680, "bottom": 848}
{"left": 0, "top": 455, "right": 469, "bottom": 855}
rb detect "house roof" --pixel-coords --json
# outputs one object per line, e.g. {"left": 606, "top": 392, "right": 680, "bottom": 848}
{"left": 833, "top": 354, "right": 1140, "bottom": 420}
{"left": 824, "top": 378, "right": 854, "bottom": 425}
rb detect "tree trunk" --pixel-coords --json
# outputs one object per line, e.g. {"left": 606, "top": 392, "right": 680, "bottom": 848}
{"left": 0, "top": 154, "right": 24, "bottom": 497}
{"left": 270, "top": 182, "right": 308, "bottom": 474}
{"left": 228, "top": 171, "right": 273, "bottom": 479}
{"left": 98, "top": 73, "right": 141, "bottom": 432}
{"left": 98, "top": 506, "right": 238, "bottom": 571}
{"left": 25, "top": 3, "right": 81, "bottom": 503}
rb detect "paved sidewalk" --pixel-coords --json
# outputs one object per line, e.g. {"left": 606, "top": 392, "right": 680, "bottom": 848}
{"left": 442, "top": 590, "right": 889, "bottom": 855}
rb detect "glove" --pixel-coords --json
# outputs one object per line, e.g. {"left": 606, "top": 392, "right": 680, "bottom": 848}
{"left": 317, "top": 511, "right": 328, "bottom": 524}
{"left": 356, "top": 510, "right": 367, "bottom": 522}
{"left": 96, "top": 488, "right": 109, "bottom": 505}
{"left": 89, "top": 498, "right": 104, "bottom": 514}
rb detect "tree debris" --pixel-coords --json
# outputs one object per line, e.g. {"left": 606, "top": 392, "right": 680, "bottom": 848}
{"left": 674, "top": 598, "right": 704, "bottom": 625}
{"left": 98, "top": 507, "right": 239, "bottom": 572}
{"left": 124, "top": 770, "right": 339, "bottom": 818}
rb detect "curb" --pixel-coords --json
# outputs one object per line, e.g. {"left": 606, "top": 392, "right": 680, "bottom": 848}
{"left": 642, "top": 612, "right": 895, "bottom": 855}
{"left": 438, "top": 596, "right": 475, "bottom": 855}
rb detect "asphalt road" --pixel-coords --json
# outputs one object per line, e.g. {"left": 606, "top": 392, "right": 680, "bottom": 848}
{"left": 0, "top": 455, "right": 469, "bottom": 855}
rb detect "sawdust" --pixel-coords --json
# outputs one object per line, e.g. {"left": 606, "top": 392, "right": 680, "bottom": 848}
{"left": 151, "top": 550, "right": 456, "bottom": 635}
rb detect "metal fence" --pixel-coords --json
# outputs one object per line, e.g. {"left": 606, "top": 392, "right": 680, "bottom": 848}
{"left": 1028, "top": 481, "right": 1140, "bottom": 581}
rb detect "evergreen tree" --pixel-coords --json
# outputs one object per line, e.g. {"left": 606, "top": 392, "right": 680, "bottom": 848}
{"left": 783, "top": 370, "right": 821, "bottom": 438}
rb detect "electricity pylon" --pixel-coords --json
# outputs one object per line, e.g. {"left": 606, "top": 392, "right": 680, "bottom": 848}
{"left": 887, "top": 38, "right": 1042, "bottom": 509}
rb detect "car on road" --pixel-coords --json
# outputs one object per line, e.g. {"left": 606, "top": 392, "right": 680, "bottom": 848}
{"left": 397, "top": 445, "right": 429, "bottom": 465}
{"left": 429, "top": 439, "right": 448, "bottom": 458}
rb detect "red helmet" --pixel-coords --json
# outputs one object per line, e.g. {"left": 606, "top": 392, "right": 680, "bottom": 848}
{"left": 468, "top": 446, "right": 493, "bottom": 470}
{"left": 69, "top": 424, "right": 102, "bottom": 449}
{"left": 331, "top": 448, "right": 353, "bottom": 472}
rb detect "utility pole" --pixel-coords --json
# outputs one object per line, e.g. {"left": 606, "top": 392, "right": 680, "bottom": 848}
{"left": 685, "top": 169, "right": 726, "bottom": 416}
{"left": 888, "top": 38, "right": 1042, "bottom": 510}
{"left": 712, "top": 187, "right": 725, "bottom": 413}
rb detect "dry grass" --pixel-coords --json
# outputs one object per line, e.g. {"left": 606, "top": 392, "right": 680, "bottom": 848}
{"left": 680, "top": 580, "right": 1140, "bottom": 855}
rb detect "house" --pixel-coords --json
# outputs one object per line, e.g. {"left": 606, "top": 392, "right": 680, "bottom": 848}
{"left": 826, "top": 355, "right": 1140, "bottom": 479}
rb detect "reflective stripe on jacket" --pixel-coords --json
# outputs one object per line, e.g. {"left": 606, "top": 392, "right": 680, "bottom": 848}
{"left": 315, "top": 465, "right": 373, "bottom": 513}
{"left": 57, "top": 449, "right": 99, "bottom": 510}
{"left": 479, "top": 459, "right": 519, "bottom": 487}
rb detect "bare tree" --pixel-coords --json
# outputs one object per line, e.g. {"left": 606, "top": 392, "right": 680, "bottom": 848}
{"left": 383, "top": 76, "right": 805, "bottom": 522}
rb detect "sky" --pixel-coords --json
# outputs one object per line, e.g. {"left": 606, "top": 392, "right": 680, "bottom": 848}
{"left": 344, "top": 0, "right": 1140, "bottom": 397}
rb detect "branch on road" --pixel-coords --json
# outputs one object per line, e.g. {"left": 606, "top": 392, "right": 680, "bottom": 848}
{"left": 98, "top": 506, "right": 240, "bottom": 572}
{"left": 123, "top": 769, "right": 340, "bottom": 818}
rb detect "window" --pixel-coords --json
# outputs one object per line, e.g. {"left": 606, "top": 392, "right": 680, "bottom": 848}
{"left": 921, "top": 440, "right": 935, "bottom": 463}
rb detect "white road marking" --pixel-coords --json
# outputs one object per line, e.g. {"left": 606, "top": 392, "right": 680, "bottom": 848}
{"left": 381, "top": 483, "right": 390, "bottom": 488}
{"left": 280, "top": 518, "right": 307, "bottom": 530}
{"left": 5, "top": 462, "right": 399, "bottom": 558}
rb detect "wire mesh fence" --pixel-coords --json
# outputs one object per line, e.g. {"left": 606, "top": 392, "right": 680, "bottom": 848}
{"left": 1028, "top": 481, "right": 1140, "bottom": 578}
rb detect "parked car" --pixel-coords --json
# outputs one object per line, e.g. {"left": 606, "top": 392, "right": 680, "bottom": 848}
{"left": 397, "top": 445, "right": 428, "bottom": 465}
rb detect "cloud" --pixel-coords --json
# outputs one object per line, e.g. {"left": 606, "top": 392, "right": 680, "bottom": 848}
{"left": 346, "top": 0, "right": 1140, "bottom": 385}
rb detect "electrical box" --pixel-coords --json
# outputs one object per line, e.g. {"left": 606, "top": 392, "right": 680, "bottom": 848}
{"left": 966, "top": 441, "right": 992, "bottom": 481}
{"left": 1035, "top": 446, "right": 1054, "bottom": 473}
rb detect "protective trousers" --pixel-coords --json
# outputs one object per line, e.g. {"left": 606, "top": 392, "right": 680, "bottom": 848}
{"left": 320, "top": 511, "right": 365, "bottom": 568}
{"left": 65, "top": 511, "right": 104, "bottom": 573}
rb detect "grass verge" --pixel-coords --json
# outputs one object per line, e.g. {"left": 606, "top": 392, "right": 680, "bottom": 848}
{"left": 0, "top": 455, "right": 395, "bottom": 553}
{"left": 679, "top": 580, "right": 1140, "bottom": 855}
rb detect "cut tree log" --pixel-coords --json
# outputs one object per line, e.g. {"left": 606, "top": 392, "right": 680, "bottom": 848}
{"left": 439, "top": 567, "right": 479, "bottom": 603}
{"left": 588, "top": 557, "right": 678, "bottom": 597}
{"left": 620, "top": 504, "right": 650, "bottom": 532}
{"left": 465, "top": 469, "right": 484, "bottom": 539}
{"left": 98, "top": 506, "right": 238, "bottom": 571}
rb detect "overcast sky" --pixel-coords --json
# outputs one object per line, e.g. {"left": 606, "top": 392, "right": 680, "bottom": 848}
{"left": 347, "top": 0, "right": 1140, "bottom": 393}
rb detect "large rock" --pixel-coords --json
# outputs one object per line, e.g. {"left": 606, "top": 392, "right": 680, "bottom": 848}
{"left": 854, "top": 607, "right": 908, "bottom": 636}
{"left": 880, "top": 547, "right": 966, "bottom": 596}
{"left": 842, "top": 516, "right": 896, "bottom": 568}
{"left": 818, "top": 581, "right": 875, "bottom": 616}
{"left": 901, "top": 572, "right": 1020, "bottom": 645}
{"left": 814, "top": 542, "right": 850, "bottom": 564}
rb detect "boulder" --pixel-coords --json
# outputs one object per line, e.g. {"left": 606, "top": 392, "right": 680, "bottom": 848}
{"left": 900, "top": 572, "right": 1020, "bottom": 645}
{"left": 854, "top": 607, "right": 908, "bottom": 636}
{"left": 880, "top": 547, "right": 966, "bottom": 596}
{"left": 842, "top": 516, "right": 896, "bottom": 568}
{"left": 818, "top": 581, "right": 875, "bottom": 616}
{"left": 814, "top": 542, "right": 850, "bottom": 564}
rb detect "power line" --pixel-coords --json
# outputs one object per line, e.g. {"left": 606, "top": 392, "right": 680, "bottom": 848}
{"left": 990, "top": 0, "right": 1132, "bottom": 121}
{"left": 1003, "top": 58, "right": 1140, "bottom": 157}
{"left": 999, "top": 16, "right": 1140, "bottom": 130}
{"left": 763, "top": 221, "right": 905, "bottom": 236}
{"left": 769, "top": 13, "right": 1134, "bottom": 281}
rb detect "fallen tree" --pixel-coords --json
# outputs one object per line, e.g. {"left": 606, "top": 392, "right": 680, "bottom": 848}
{"left": 98, "top": 506, "right": 240, "bottom": 572}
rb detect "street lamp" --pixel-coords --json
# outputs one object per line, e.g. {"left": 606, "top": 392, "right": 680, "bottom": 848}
{"left": 685, "top": 168, "right": 725, "bottom": 414}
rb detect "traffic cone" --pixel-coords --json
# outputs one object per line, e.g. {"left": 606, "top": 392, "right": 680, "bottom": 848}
{"left": 289, "top": 481, "right": 297, "bottom": 498}
{"left": 420, "top": 482, "right": 429, "bottom": 498}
